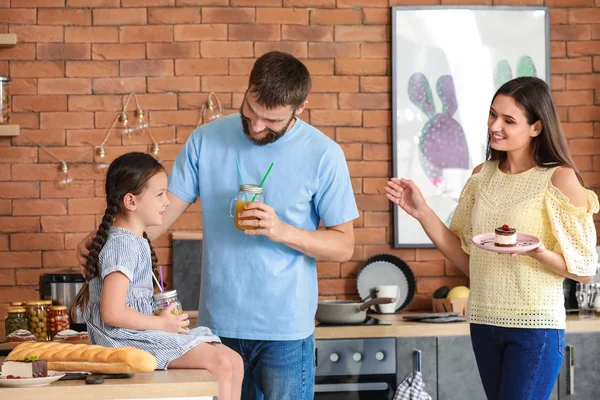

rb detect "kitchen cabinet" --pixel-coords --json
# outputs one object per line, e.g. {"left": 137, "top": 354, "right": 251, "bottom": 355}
{"left": 437, "top": 335, "right": 486, "bottom": 400}
{"left": 396, "top": 337, "right": 437, "bottom": 399}
{"left": 315, "top": 315, "right": 600, "bottom": 399}
{"left": 557, "top": 332, "right": 600, "bottom": 399}
{"left": 0, "top": 358, "right": 219, "bottom": 400}
{"left": 437, "top": 335, "right": 558, "bottom": 400}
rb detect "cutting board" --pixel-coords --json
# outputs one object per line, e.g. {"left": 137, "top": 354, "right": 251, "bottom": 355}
{"left": 172, "top": 231, "right": 203, "bottom": 311}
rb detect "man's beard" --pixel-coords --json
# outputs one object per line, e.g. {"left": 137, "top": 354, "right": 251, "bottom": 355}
{"left": 240, "top": 107, "right": 295, "bottom": 146}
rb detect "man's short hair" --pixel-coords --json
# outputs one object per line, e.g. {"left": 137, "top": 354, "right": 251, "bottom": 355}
{"left": 248, "top": 51, "right": 312, "bottom": 110}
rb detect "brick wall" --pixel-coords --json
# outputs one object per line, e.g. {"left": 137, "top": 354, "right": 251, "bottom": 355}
{"left": 1, "top": 0, "right": 599, "bottom": 338}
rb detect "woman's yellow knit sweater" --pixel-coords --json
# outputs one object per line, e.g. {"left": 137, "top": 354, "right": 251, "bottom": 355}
{"left": 450, "top": 161, "right": 599, "bottom": 329}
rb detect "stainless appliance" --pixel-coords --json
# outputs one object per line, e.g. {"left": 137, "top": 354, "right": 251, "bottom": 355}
{"left": 41, "top": 273, "right": 86, "bottom": 331}
{"left": 564, "top": 278, "right": 579, "bottom": 313}
{"left": 315, "top": 337, "right": 397, "bottom": 399}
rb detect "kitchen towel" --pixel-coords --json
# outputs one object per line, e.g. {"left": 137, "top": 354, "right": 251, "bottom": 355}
{"left": 394, "top": 371, "right": 433, "bottom": 400}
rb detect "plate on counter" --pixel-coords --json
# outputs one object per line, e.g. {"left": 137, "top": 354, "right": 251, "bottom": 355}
{"left": 357, "top": 254, "right": 416, "bottom": 313}
{"left": 0, "top": 371, "right": 65, "bottom": 388}
{"left": 472, "top": 233, "right": 540, "bottom": 254}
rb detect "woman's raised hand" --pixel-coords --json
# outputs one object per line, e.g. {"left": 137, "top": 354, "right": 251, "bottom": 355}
{"left": 159, "top": 302, "right": 190, "bottom": 334}
{"left": 386, "top": 178, "right": 428, "bottom": 220}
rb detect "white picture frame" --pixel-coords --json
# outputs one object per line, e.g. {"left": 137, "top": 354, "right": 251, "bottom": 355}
{"left": 392, "top": 6, "right": 550, "bottom": 248}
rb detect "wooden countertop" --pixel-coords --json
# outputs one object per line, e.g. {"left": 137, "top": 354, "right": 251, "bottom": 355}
{"left": 181, "top": 311, "right": 600, "bottom": 339}
{"left": 0, "top": 356, "right": 218, "bottom": 399}
{"left": 314, "top": 313, "right": 600, "bottom": 339}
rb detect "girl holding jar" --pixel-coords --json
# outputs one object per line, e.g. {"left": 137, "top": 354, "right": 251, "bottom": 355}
{"left": 72, "top": 152, "right": 243, "bottom": 400}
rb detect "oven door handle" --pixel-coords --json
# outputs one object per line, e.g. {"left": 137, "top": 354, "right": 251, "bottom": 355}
{"left": 314, "top": 382, "right": 390, "bottom": 393}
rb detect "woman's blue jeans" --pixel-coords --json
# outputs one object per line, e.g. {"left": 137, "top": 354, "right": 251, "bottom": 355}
{"left": 470, "top": 323, "right": 564, "bottom": 400}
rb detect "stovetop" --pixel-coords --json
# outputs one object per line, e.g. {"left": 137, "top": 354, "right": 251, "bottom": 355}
{"left": 317, "top": 316, "right": 392, "bottom": 327}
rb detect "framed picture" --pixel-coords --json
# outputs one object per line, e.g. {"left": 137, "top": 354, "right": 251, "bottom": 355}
{"left": 391, "top": 6, "right": 549, "bottom": 248}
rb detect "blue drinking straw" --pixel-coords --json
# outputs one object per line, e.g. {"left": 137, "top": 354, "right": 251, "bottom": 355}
{"left": 235, "top": 157, "right": 248, "bottom": 201}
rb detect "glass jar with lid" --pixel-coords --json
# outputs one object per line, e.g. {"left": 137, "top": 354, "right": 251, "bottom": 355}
{"left": 25, "top": 301, "right": 48, "bottom": 341}
{"left": 42, "top": 300, "right": 52, "bottom": 340}
{"left": 153, "top": 290, "right": 183, "bottom": 316}
{"left": 227, "top": 184, "right": 264, "bottom": 230}
{"left": 5, "top": 307, "right": 28, "bottom": 336}
{"left": 0, "top": 77, "right": 10, "bottom": 124}
{"left": 48, "top": 305, "right": 70, "bottom": 339}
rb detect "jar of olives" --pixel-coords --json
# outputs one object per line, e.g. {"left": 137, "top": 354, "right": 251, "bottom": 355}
{"left": 5, "top": 307, "right": 28, "bottom": 336}
{"left": 48, "top": 306, "right": 70, "bottom": 339}
{"left": 25, "top": 301, "right": 48, "bottom": 341}
{"left": 42, "top": 300, "right": 52, "bottom": 340}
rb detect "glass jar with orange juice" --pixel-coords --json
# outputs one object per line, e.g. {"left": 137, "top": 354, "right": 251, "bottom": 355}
{"left": 228, "top": 184, "right": 264, "bottom": 230}
{"left": 153, "top": 290, "right": 184, "bottom": 316}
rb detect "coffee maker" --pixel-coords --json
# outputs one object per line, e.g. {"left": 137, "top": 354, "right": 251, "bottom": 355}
{"left": 564, "top": 257, "right": 600, "bottom": 313}
{"left": 40, "top": 273, "right": 86, "bottom": 332}
{"left": 563, "top": 278, "right": 579, "bottom": 313}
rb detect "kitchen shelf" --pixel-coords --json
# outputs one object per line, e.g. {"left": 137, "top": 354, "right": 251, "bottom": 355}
{"left": 0, "top": 34, "right": 17, "bottom": 48}
{"left": 0, "top": 125, "right": 20, "bottom": 136}
{"left": 172, "top": 231, "right": 203, "bottom": 240}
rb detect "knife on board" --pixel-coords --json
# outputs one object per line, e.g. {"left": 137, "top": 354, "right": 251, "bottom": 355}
{"left": 60, "top": 372, "right": 133, "bottom": 385}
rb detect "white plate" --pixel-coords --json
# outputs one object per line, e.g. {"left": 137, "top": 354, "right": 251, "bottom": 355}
{"left": 471, "top": 232, "right": 541, "bottom": 254}
{"left": 0, "top": 371, "right": 65, "bottom": 388}
{"left": 357, "top": 254, "right": 416, "bottom": 313}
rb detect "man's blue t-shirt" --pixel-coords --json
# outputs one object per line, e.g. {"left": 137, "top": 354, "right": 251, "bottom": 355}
{"left": 168, "top": 114, "right": 358, "bottom": 340}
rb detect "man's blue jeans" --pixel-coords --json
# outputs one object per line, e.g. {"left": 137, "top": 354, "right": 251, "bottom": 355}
{"left": 470, "top": 323, "right": 564, "bottom": 400}
{"left": 220, "top": 334, "right": 315, "bottom": 400}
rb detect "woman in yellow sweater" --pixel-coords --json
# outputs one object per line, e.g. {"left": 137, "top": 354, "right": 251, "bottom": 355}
{"left": 386, "top": 76, "right": 598, "bottom": 400}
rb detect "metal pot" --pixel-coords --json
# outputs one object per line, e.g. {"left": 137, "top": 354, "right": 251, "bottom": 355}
{"left": 316, "top": 297, "right": 395, "bottom": 324}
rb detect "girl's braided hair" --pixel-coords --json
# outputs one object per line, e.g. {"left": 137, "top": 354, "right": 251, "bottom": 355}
{"left": 71, "top": 152, "right": 164, "bottom": 319}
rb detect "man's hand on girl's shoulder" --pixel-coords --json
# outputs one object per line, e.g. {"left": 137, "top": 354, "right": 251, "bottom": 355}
{"left": 76, "top": 232, "right": 96, "bottom": 278}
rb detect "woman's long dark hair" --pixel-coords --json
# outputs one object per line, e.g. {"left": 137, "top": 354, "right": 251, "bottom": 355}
{"left": 486, "top": 76, "right": 583, "bottom": 185}
{"left": 72, "top": 152, "right": 164, "bottom": 319}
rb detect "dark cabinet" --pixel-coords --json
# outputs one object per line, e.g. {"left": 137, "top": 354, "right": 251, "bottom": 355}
{"left": 396, "top": 337, "right": 437, "bottom": 400}
{"left": 437, "top": 335, "right": 558, "bottom": 400}
{"left": 314, "top": 330, "right": 598, "bottom": 399}
{"left": 437, "top": 335, "right": 486, "bottom": 400}
{"left": 557, "top": 332, "right": 600, "bottom": 399}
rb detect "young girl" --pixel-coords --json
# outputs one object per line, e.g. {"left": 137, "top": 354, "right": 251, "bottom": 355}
{"left": 386, "top": 77, "right": 598, "bottom": 400}
{"left": 73, "top": 152, "right": 243, "bottom": 400}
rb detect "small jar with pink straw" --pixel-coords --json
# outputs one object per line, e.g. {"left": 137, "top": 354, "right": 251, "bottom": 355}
{"left": 152, "top": 266, "right": 183, "bottom": 316}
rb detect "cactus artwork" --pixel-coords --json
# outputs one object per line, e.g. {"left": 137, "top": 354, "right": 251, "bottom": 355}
{"left": 408, "top": 73, "right": 470, "bottom": 188}
{"left": 493, "top": 55, "right": 537, "bottom": 90}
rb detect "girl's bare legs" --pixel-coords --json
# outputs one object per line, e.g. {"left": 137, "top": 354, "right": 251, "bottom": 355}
{"left": 169, "top": 342, "right": 244, "bottom": 400}
{"left": 215, "top": 343, "right": 243, "bottom": 400}
{"left": 222, "top": 344, "right": 244, "bottom": 400}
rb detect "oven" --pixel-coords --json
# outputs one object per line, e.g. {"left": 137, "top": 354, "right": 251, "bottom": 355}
{"left": 314, "top": 337, "right": 397, "bottom": 400}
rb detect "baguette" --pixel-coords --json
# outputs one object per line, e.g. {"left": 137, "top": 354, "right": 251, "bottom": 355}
{"left": 6, "top": 342, "right": 157, "bottom": 374}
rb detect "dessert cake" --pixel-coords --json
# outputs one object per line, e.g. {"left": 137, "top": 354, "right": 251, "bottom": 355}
{"left": 495, "top": 224, "right": 517, "bottom": 247}
{"left": 1, "top": 357, "right": 48, "bottom": 379}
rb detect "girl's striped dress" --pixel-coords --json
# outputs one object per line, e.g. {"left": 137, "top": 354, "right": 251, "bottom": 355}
{"left": 84, "top": 227, "right": 220, "bottom": 369}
